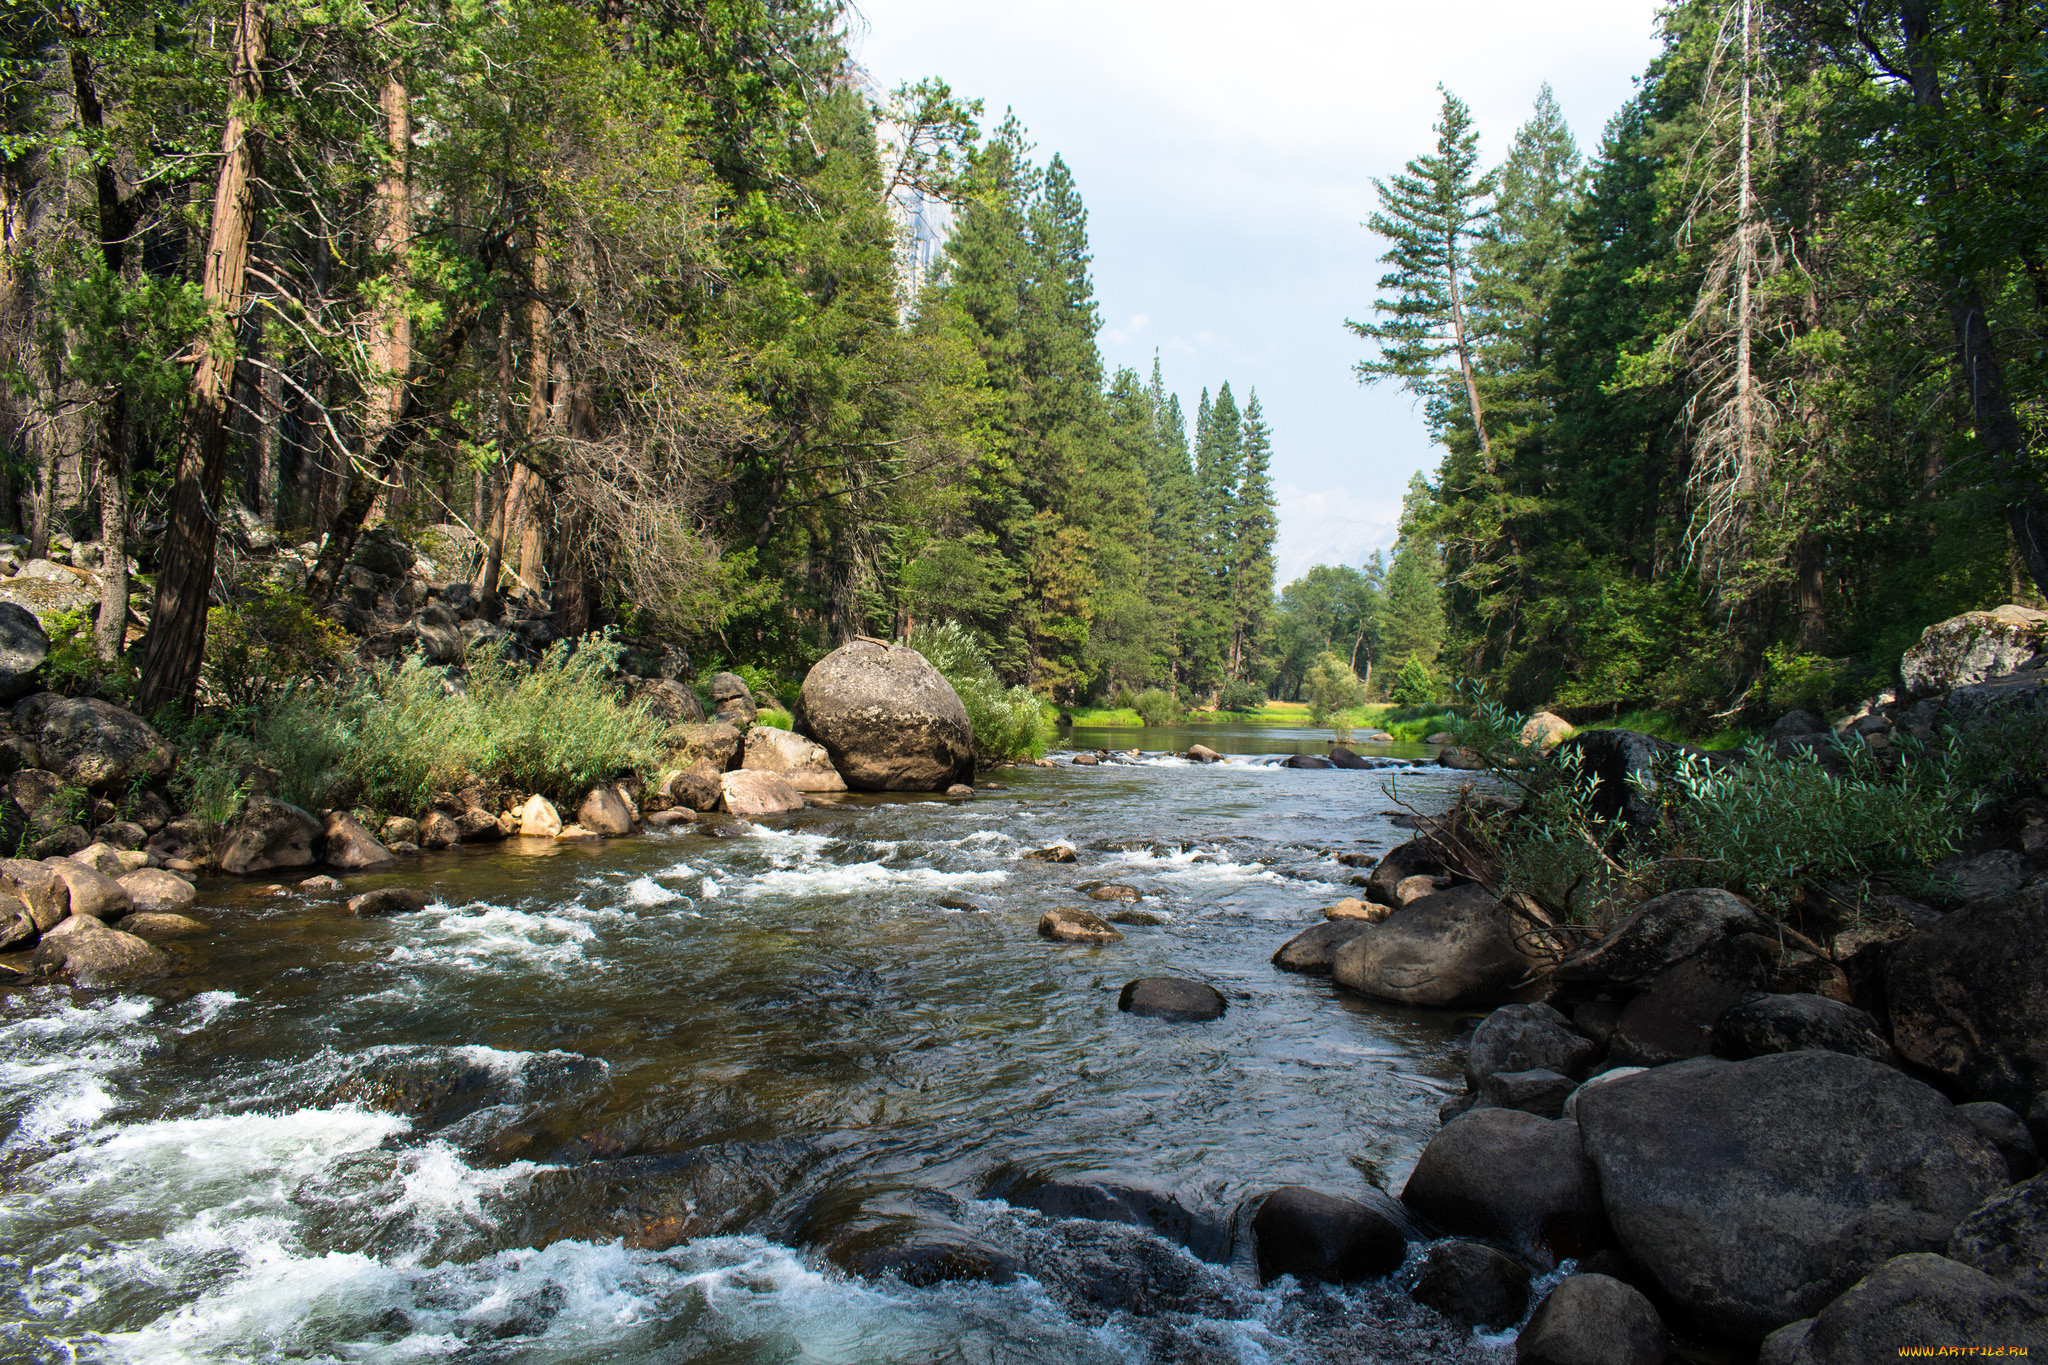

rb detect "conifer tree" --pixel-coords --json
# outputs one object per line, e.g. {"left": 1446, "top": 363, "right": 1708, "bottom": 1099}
{"left": 1229, "top": 391, "right": 1277, "bottom": 680}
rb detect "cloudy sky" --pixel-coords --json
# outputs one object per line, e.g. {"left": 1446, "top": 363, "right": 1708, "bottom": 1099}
{"left": 850, "top": 0, "right": 1666, "bottom": 583}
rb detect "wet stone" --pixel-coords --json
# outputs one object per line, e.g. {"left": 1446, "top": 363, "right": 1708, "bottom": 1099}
{"left": 1118, "top": 977, "right": 1225, "bottom": 1022}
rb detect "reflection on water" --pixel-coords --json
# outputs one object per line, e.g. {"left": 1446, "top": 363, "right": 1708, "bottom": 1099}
{"left": 0, "top": 743, "right": 1506, "bottom": 1363}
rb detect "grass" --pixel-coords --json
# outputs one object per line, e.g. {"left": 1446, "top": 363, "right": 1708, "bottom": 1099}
{"left": 1571, "top": 708, "right": 1761, "bottom": 753}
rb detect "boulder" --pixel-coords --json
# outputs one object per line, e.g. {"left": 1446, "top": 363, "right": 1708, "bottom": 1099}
{"left": 1759, "top": 1254, "right": 2048, "bottom": 1364}
{"left": 717, "top": 770, "right": 802, "bottom": 818}
{"left": 1516, "top": 1273, "right": 1666, "bottom": 1365}
{"left": 554, "top": 824, "right": 599, "bottom": 842}
{"left": 92, "top": 819, "right": 148, "bottom": 851}
{"left": 1477, "top": 1068, "right": 1576, "bottom": 1120}
{"left": 1271, "top": 920, "right": 1370, "bottom": 974}
{"left": 1365, "top": 838, "right": 1443, "bottom": 906}
{"left": 219, "top": 796, "right": 322, "bottom": 875}
{"left": 1886, "top": 885, "right": 2048, "bottom": 1112}
{"left": 1553, "top": 887, "right": 1765, "bottom": 990}
{"left": 380, "top": 816, "right": 420, "bottom": 847}
{"left": 795, "top": 640, "right": 973, "bottom": 791}
{"left": 646, "top": 809, "right": 697, "bottom": 828}
{"left": 1327, "top": 745, "right": 1370, "bottom": 769}
{"left": 1549, "top": 728, "right": 1677, "bottom": 829}
{"left": 1466, "top": 1003, "right": 1599, "bottom": 1089}
{"left": 119, "top": 868, "right": 196, "bottom": 916}
{"left": 1107, "top": 907, "right": 1167, "bottom": 926}
{"left": 662, "top": 762, "right": 724, "bottom": 813}
{"left": 634, "top": 678, "right": 704, "bottom": 725}
{"left": 1947, "top": 1171, "right": 2048, "bottom": 1301}
{"left": 996, "top": 1171, "right": 1231, "bottom": 1262}
{"left": 675, "top": 721, "right": 743, "bottom": 773}
{"left": 1070, "top": 752, "right": 1099, "bottom": 766}
{"left": 1393, "top": 873, "right": 1443, "bottom": 904}
{"left": 1402, "top": 1109, "right": 1609, "bottom": 1262}
{"left": 1519, "top": 711, "right": 1573, "bottom": 752}
{"left": 1024, "top": 844, "right": 1077, "bottom": 863}
{"left": 518, "top": 795, "right": 563, "bottom": 838}
{"left": 0, "top": 564, "right": 96, "bottom": 617}
{"left": 414, "top": 603, "right": 465, "bottom": 666}
{"left": 1710, "top": 993, "right": 1894, "bottom": 1065}
{"left": 0, "top": 604, "right": 48, "bottom": 701}
{"left": 1086, "top": 883, "right": 1140, "bottom": 902}
{"left": 1607, "top": 937, "right": 1775, "bottom": 1067}
{"left": 1765, "top": 709, "right": 1827, "bottom": 743}
{"left": 28, "top": 824, "right": 90, "bottom": 858}
{"left": 42, "top": 857, "right": 132, "bottom": 920}
{"left": 1251, "top": 1184, "right": 1408, "bottom": 1285}
{"left": 1332, "top": 884, "right": 1541, "bottom": 1008}
{"left": 1038, "top": 908, "right": 1122, "bottom": 944}
{"left": 0, "top": 857, "right": 67, "bottom": 931}
{"left": 16, "top": 694, "right": 173, "bottom": 793}
{"left": 322, "top": 811, "right": 394, "bottom": 871}
{"left": 1899, "top": 604, "right": 2048, "bottom": 698}
{"left": 578, "top": 783, "right": 636, "bottom": 835}
{"left": 1117, "top": 977, "right": 1226, "bottom": 1022}
{"left": 1284, "top": 753, "right": 1334, "bottom": 769}
{"left": 1186, "top": 744, "right": 1222, "bottom": 763}
{"left": 945, "top": 783, "right": 974, "bottom": 798}
{"left": 120, "top": 911, "right": 207, "bottom": 939}
{"left": 1927, "top": 848, "right": 2029, "bottom": 905}
{"left": 707, "top": 671, "right": 757, "bottom": 726}
{"left": 1436, "top": 746, "right": 1488, "bottom": 770}
{"left": 742, "top": 726, "right": 847, "bottom": 792}
{"left": 417, "top": 810, "right": 460, "bottom": 849}
{"left": 1954, "top": 1103, "right": 2040, "bottom": 1182}
{"left": 1574, "top": 1052, "right": 2008, "bottom": 1343}
{"left": 30, "top": 914, "right": 168, "bottom": 985}
{"left": 346, "top": 887, "right": 430, "bottom": 917}
{"left": 1324, "top": 897, "right": 1387, "bottom": 921}
{"left": 1412, "top": 1239, "right": 1531, "bottom": 1330}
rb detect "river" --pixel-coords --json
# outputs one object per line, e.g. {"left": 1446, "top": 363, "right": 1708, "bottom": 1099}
{"left": 0, "top": 724, "right": 1518, "bottom": 1363}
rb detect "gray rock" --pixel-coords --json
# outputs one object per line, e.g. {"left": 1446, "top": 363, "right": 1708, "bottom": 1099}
{"left": 1117, "top": 977, "right": 1225, "bottom": 1022}
{"left": 1764, "top": 709, "right": 1826, "bottom": 743}
{"left": 16, "top": 694, "right": 173, "bottom": 793}
{"left": 1927, "top": 849, "right": 2029, "bottom": 906}
{"left": 0, "top": 857, "right": 69, "bottom": 931}
{"left": 1271, "top": 919, "right": 1369, "bottom": 974}
{"left": 1711, "top": 992, "right": 1894, "bottom": 1065}
{"left": 1574, "top": 1052, "right": 2008, "bottom": 1343}
{"left": 1251, "top": 1184, "right": 1408, "bottom": 1285}
{"left": 1947, "top": 1171, "right": 2048, "bottom": 1302}
{"left": 1186, "top": 744, "right": 1221, "bottom": 763}
{"left": 1516, "top": 1273, "right": 1666, "bottom": 1365}
{"left": 1401, "top": 1109, "right": 1610, "bottom": 1262}
{"left": 322, "top": 811, "right": 394, "bottom": 871}
{"left": 29, "top": 915, "right": 168, "bottom": 985}
{"left": 1478, "top": 1068, "right": 1576, "bottom": 1120}
{"left": 119, "top": 868, "right": 196, "bottom": 916}
{"left": 998, "top": 1171, "right": 1231, "bottom": 1262}
{"left": 1759, "top": 1254, "right": 2048, "bottom": 1364}
{"left": 1284, "top": 753, "right": 1334, "bottom": 769}
{"left": 1038, "top": 908, "right": 1121, "bottom": 944}
{"left": 1886, "top": 884, "right": 2048, "bottom": 1113}
{"left": 0, "top": 604, "right": 48, "bottom": 701}
{"left": 218, "top": 796, "right": 323, "bottom": 875}
{"left": 42, "top": 856, "right": 132, "bottom": 920}
{"left": 1332, "top": 884, "right": 1541, "bottom": 1008}
{"left": 1412, "top": 1239, "right": 1530, "bottom": 1330}
{"left": 742, "top": 726, "right": 846, "bottom": 792}
{"left": 1365, "top": 838, "right": 1443, "bottom": 905}
{"left": 717, "top": 770, "right": 801, "bottom": 818}
{"left": 676, "top": 721, "right": 743, "bottom": 773}
{"left": 1954, "top": 1103, "right": 2040, "bottom": 1182}
{"left": 1466, "top": 1002, "right": 1598, "bottom": 1089}
{"left": 708, "top": 671, "right": 757, "bottom": 726}
{"left": 93, "top": 819, "right": 148, "bottom": 850}
{"left": 796, "top": 642, "right": 973, "bottom": 792}
{"left": 417, "top": 810, "right": 460, "bottom": 849}
{"left": 633, "top": 678, "right": 704, "bottom": 725}
{"left": 1553, "top": 887, "right": 1765, "bottom": 989}
{"left": 1899, "top": 604, "right": 2048, "bottom": 698}
{"left": 346, "top": 887, "right": 430, "bottom": 917}
{"left": 1607, "top": 936, "right": 1774, "bottom": 1067}
{"left": 578, "top": 782, "right": 637, "bottom": 834}
{"left": 414, "top": 603, "right": 465, "bottom": 666}
{"left": 0, "top": 565, "right": 96, "bottom": 617}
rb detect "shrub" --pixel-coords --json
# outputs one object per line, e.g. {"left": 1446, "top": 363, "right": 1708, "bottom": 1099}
{"left": 1217, "top": 678, "right": 1267, "bottom": 712}
{"left": 1131, "top": 687, "right": 1183, "bottom": 727}
{"left": 1389, "top": 655, "right": 1436, "bottom": 706}
{"left": 40, "top": 609, "right": 136, "bottom": 703}
{"left": 906, "top": 620, "right": 1055, "bottom": 762}
{"left": 203, "top": 587, "right": 352, "bottom": 708}
{"left": 1304, "top": 652, "right": 1367, "bottom": 725}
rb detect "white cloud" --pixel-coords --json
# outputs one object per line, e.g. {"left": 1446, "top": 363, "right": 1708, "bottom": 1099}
{"left": 1274, "top": 484, "right": 1403, "bottom": 586}
{"left": 1102, "top": 312, "right": 1150, "bottom": 344}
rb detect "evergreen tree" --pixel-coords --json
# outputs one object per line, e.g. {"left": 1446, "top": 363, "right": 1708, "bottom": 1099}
{"left": 1229, "top": 391, "right": 1278, "bottom": 680}
{"left": 1381, "top": 475, "right": 1447, "bottom": 669}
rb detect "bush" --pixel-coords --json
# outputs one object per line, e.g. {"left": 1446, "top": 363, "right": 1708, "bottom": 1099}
{"left": 40, "top": 609, "right": 136, "bottom": 703}
{"left": 1217, "top": 678, "right": 1267, "bottom": 712}
{"left": 1303, "top": 652, "right": 1367, "bottom": 725}
{"left": 203, "top": 587, "right": 352, "bottom": 708}
{"left": 1131, "top": 687, "right": 1184, "bottom": 727}
{"left": 906, "top": 620, "right": 1055, "bottom": 762}
{"left": 1389, "top": 655, "right": 1436, "bottom": 706}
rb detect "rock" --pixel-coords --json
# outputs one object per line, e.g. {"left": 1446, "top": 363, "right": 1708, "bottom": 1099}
{"left": 794, "top": 640, "right": 973, "bottom": 791}
{"left": 1070, "top": 752, "right": 1099, "bottom": 766}
{"left": 578, "top": 783, "right": 637, "bottom": 835}
{"left": 1401, "top": 1109, "right": 1609, "bottom": 1262}
{"left": 1607, "top": 938, "right": 1777, "bottom": 1068}
{"left": 1928, "top": 848, "right": 2029, "bottom": 907}
{"left": 42, "top": 857, "right": 132, "bottom": 920}
{"left": 717, "top": 770, "right": 802, "bottom": 818}
{"left": 1332, "top": 885, "right": 1542, "bottom": 1008}
{"left": 1553, "top": 887, "right": 1765, "bottom": 989}
{"left": 1251, "top": 1184, "right": 1408, "bottom": 1285}
{"left": 1024, "top": 844, "right": 1077, "bottom": 863}
{"left": 417, "top": 810, "right": 460, "bottom": 849}
{"left": 646, "top": 809, "right": 697, "bottom": 828}
{"left": 299, "top": 874, "right": 343, "bottom": 892}
{"left": 1436, "top": 746, "right": 1488, "bottom": 770}
{"left": 944, "top": 783, "right": 973, "bottom": 798}
{"left": 322, "top": 811, "right": 394, "bottom": 870}
{"left": 219, "top": 796, "right": 323, "bottom": 875}
{"left": 1412, "top": 1239, "right": 1531, "bottom": 1330}
{"left": 350, "top": 526, "right": 415, "bottom": 578}
{"left": 742, "top": 726, "right": 847, "bottom": 792}
{"left": 1186, "top": 744, "right": 1221, "bottom": 763}
{"left": 1572, "top": 1000, "right": 1623, "bottom": 1050}
{"left": 0, "top": 857, "right": 68, "bottom": 931}
{"left": 1550, "top": 729, "right": 1678, "bottom": 829}
{"left": 69, "top": 841, "right": 144, "bottom": 879}
{"left": 1574, "top": 1052, "right": 2009, "bottom": 1343}
{"left": 1392, "top": 873, "right": 1443, "bottom": 905}
{"left": 1424, "top": 731, "right": 1454, "bottom": 745}
{"left": 27, "top": 824, "right": 89, "bottom": 858}
{"left": 554, "top": 824, "right": 599, "bottom": 842}
{"left": 1087, "top": 883, "right": 1140, "bottom": 902}
{"left": 1284, "top": 753, "right": 1334, "bottom": 769}
{"left": 1886, "top": 885, "right": 2048, "bottom": 1112}
{"left": 707, "top": 671, "right": 757, "bottom": 726}
{"left": 118, "top": 868, "right": 196, "bottom": 916}
{"left": 1947, "top": 1171, "right": 2048, "bottom": 1301}
{"left": 1711, "top": 993, "right": 1894, "bottom": 1065}
{"left": 415, "top": 603, "right": 465, "bottom": 666}
{"left": 16, "top": 695, "right": 173, "bottom": 793}
{"left": 1038, "top": 908, "right": 1122, "bottom": 944}
{"left": 1324, "top": 896, "right": 1386, "bottom": 921}
{"left": 1953, "top": 1103, "right": 2040, "bottom": 1182}
{"left": 1899, "top": 604, "right": 2048, "bottom": 698}
{"left": 1272, "top": 920, "right": 1371, "bottom": 974}
{"left": 1117, "top": 977, "right": 1225, "bottom": 1022}
{"left": 1477, "top": 1068, "right": 1576, "bottom": 1120}
{"left": 1761, "top": 1254, "right": 2048, "bottom": 1364}
{"left": 29, "top": 915, "right": 168, "bottom": 985}
{"left": 1519, "top": 712, "right": 1573, "bottom": 752}
{"left": 120, "top": 911, "right": 207, "bottom": 939}
{"left": 662, "top": 762, "right": 725, "bottom": 813}
{"left": 92, "top": 819, "right": 148, "bottom": 851}
{"left": 1365, "top": 838, "right": 1443, "bottom": 905}
{"left": 1516, "top": 1273, "right": 1666, "bottom": 1365}
{"left": 0, "top": 604, "right": 48, "bottom": 701}
{"left": 1466, "top": 1003, "right": 1599, "bottom": 1089}
{"left": 518, "top": 794, "right": 563, "bottom": 838}
{"left": 380, "top": 816, "right": 420, "bottom": 846}
{"left": 346, "top": 887, "right": 431, "bottom": 917}
{"left": 1765, "top": 709, "right": 1827, "bottom": 743}
{"left": 676, "top": 721, "right": 743, "bottom": 773}
{"left": 0, "top": 565, "right": 96, "bottom": 617}
{"left": 633, "top": 678, "right": 704, "bottom": 725}
{"left": 1106, "top": 907, "right": 1166, "bottom": 926}
{"left": 1326, "top": 745, "right": 1369, "bottom": 768}
{"left": 996, "top": 1171, "right": 1232, "bottom": 1261}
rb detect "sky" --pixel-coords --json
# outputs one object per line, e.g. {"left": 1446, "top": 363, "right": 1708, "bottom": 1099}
{"left": 850, "top": 0, "right": 1666, "bottom": 584}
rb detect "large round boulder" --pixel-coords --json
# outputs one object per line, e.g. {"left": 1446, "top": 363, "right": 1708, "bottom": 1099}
{"left": 1758, "top": 1254, "right": 2048, "bottom": 1364}
{"left": 1573, "top": 1052, "right": 2008, "bottom": 1344}
{"left": 1886, "top": 885, "right": 2048, "bottom": 1114}
{"left": 218, "top": 796, "right": 323, "bottom": 875}
{"left": 1401, "top": 1109, "right": 1610, "bottom": 1261}
{"left": 0, "top": 604, "right": 48, "bottom": 702}
{"left": 1466, "top": 1002, "right": 1599, "bottom": 1089}
{"left": 1117, "top": 977, "right": 1225, "bottom": 1022}
{"left": 796, "top": 641, "right": 973, "bottom": 791}
{"left": 29, "top": 913, "right": 168, "bottom": 986}
{"left": 1251, "top": 1184, "right": 1408, "bottom": 1285}
{"left": 1710, "top": 993, "right": 1893, "bottom": 1064}
{"left": 1552, "top": 887, "right": 1764, "bottom": 990}
{"left": 1898, "top": 604, "right": 2048, "bottom": 698}
{"left": 1332, "top": 884, "right": 1542, "bottom": 1008}
{"left": 15, "top": 694, "right": 173, "bottom": 793}
{"left": 1516, "top": 1273, "right": 1666, "bottom": 1365}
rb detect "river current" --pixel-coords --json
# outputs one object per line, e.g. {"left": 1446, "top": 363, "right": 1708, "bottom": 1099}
{"left": 0, "top": 725, "right": 1523, "bottom": 1364}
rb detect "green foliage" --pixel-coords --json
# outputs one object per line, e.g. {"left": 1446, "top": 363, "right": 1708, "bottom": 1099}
{"left": 39, "top": 610, "right": 135, "bottom": 703}
{"left": 172, "top": 737, "right": 259, "bottom": 835}
{"left": 908, "top": 620, "right": 1054, "bottom": 762}
{"left": 202, "top": 589, "right": 353, "bottom": 708}
{"left": 1131, "top": 687, "right": 1184, "bottom": 727}
{"left": 754, "top": 708, "right": 794, "bottom": 731}
{"left": 1217, "top": 678, "right": 1266, "bottom": 712}
{"left": 1303, "top": 652, "right": 1368, "bottom": 725}
{"left": 1389, "top": 656, "right": 1437, "bottom": 705}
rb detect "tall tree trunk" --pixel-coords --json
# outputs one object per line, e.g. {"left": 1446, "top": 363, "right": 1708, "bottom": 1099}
{"left": 135, "top": 0, "right": 267, "bottom": 711}
{"left": 474, "top": 312, "right": 515, "bottom": 619}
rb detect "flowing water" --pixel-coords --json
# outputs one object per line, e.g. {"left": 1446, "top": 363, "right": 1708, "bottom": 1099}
{"left": 0, "top": 725, "right": 1524, "bottom": 1364}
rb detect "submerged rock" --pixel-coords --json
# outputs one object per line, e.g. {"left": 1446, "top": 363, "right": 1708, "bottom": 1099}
{"left": 1038, "top": 908, "right": 1122, "bottom": 944}
{"left": 1117, "top": 977, "right": 1225, "bottom": 1022}
{"left": 346, "top": 887, "right": 431, "bottom": 917}
{"left": 120, "top": 911, "right": 208, "bottom": 939}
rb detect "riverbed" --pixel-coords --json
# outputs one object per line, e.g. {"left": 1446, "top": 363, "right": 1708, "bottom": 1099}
{"left": 0, "top": 725, "right": 1514, "bottom": 1363}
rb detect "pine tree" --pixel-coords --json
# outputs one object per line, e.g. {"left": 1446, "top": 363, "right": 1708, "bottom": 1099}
{"left": 1381, "top": 475, "right": 1447, "bottom": 669}
{"left": 1229, "top": 391, "right": 1277, "bottom": 680}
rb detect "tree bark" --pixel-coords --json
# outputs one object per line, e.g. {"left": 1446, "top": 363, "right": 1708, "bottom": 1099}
{"left": 135, "top": 0, "right": 267, "bottom": 712}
